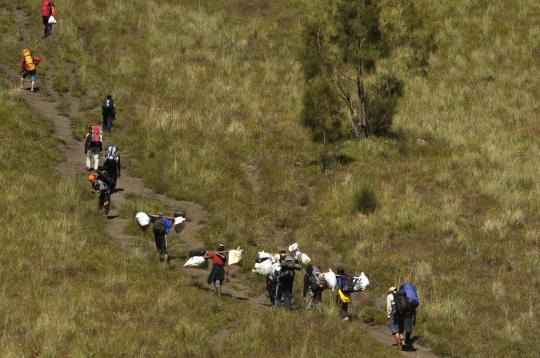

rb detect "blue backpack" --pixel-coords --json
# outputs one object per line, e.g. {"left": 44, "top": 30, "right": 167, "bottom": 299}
{"left": 400, "top": 283, "right": 419, "bottom": 308}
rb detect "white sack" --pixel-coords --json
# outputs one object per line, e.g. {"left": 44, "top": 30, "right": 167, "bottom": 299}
{"left": 252, "top": 259, "right": 274, "bottom": 276}
{"left": 300, "top": 253, "right": 311, "bottom": 266}
{"left": 256, "top": 251, "right": 273, "bottom": 261}
{"left": 48, "top": 16, "right": 56, "bottom": 24}
{"left": 322, "top": 269, "right": 337, "bottom": 290}
{"left": 174, "top": 216, "right": 186, "bottom": 226}
{"left": 353, "top": 272, "right": 370, "bottom": 291}
{"left": 135, "top": 212, "right": 150, "bottom": 227}
{"left": 228, "top": 249, "right": 243, "bottom": 265}
{"left": 288, "top": 243, "right": 299, "bottom": 253}
{"left": 184, "top": 256, "right": 206, "bottom": 267}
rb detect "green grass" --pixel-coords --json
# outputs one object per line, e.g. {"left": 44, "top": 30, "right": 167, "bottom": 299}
{"left": 1, "top": 0, "right": 539, "bottom": 356}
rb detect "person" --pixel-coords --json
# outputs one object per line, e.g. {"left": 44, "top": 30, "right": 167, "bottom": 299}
{"left": 103, "top": 144, "right": 121, "bottom": 191}
{"left": 400, "top": 282, "right": 419, "bottom": 346}
{"left": 204, "top": 244, "right": 229, "bottom": 299}
{"left": 101, "top": 95, "right": 116, "bottom": 132}
{"left": 387, "top": 286, "right": 408, "bottom": 350}
{"left": 275, "top": 250, "right": 301, "bottom": 308}
{"left": 87, "top": 172, "right": 113, "bottom": 216}
{"left": 303, "top": 264, "right": 324, "bottom": 309}
{"left": 266, "top": 272, "right": 277, "bottom": 305}
{"left": 336, "top": 267, "right": 352, "bottom": 321}
{"left": 20, "top": 52, "right": 40, "bottom": 92}
{"left": 41, "top": 0, "right": 56, "bottom": 37}
{"left": 84, "top": 125, "right": 103, "bottom": 171}
{"left": 152, "top": 212, "right": 173, "bottom": 263}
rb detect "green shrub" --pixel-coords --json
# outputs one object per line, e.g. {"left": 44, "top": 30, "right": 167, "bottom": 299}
{"left": 353, "top": 186, "right": 377, "bottom": 214}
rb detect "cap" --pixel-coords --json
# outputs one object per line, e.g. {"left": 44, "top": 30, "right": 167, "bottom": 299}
{"left": 388, "top": 286, "right": 397, "bottom": 293}
{"left": 217, "top": 244, "right": 225, "bottom": 250}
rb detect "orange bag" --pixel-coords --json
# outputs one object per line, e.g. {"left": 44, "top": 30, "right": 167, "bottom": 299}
{"left": 23, "top": 49, "right": 35, "bottom": 71}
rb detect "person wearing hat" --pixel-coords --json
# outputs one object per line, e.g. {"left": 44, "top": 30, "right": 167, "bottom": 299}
{"left": 275, "top": 250, "right": 301, "bottom": 308}
{"left": 152, "top": 212, "right": 173, "bottom": 263}
{"left": 204, "top": 244, "right": 229, "bottom": 299}
{"left": 387, "top": 286, "right": 405, "bottom": 349}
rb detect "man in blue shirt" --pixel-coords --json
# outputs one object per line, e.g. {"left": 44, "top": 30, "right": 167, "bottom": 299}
{"left": 152, "top": 212, "right": 173, "bottom": 263}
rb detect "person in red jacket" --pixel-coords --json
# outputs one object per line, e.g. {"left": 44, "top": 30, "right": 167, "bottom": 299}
{"left": 41, "top": 0, "right": 56, "bottom": 38}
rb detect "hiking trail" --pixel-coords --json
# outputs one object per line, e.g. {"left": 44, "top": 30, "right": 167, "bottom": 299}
{"left": 5, "top": 7, "right": 437, "bottom": 357}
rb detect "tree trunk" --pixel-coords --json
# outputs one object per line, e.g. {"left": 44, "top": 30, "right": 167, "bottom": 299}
{"left": 356, "top": 68, "right": 368, "bottom": 139}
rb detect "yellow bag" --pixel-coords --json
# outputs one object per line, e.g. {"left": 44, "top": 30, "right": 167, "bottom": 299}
{"left": 338, "top": 289, "right": 352, "bottom": 303}
{"left": 23, "top": 49, "right": 35, "bottom": 71}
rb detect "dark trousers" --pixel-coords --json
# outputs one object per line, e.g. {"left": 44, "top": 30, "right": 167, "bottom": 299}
{"left": 336, "top": 296, "right": 349, "bottom": 318}
{"left": 276, "top": 280, "right": 293, "bottom": 308}
{"left": 266, "top": 276, "right": 276, "bottom": 305}
{"left": 153, "top": 230, "right": 167, "bottom": 255}
{"left": 102, "top": 111, "right": 114, "bottom": 132}
{"left": 42, "top": 16, "right": 52, "bottom": 37}
{"left": 98, "top": 190, "right": 111, "bottom": 214}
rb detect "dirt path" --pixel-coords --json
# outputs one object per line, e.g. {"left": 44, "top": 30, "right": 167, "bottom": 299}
{"left": 6, "top": 7, "right": 437, "bottom": 358}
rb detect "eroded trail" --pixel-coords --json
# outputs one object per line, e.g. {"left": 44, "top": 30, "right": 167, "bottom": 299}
{"left": 5, "top": 7, "right": 437, "bottom": 357}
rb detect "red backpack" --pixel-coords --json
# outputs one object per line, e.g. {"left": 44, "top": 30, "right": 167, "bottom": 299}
{"left": 90, "top": 125, "right": 102, "bottom": 143}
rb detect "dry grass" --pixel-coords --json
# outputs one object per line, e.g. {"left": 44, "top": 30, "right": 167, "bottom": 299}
{"left": 1, "top": 0, "right": 539, "bottom": 356}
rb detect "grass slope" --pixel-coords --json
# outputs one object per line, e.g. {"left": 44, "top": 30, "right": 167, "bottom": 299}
{"left": 1, "top": 0, "right": 539, "bottom": 356}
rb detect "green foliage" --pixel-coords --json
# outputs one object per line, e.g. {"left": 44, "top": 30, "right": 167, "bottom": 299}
{"left": 353, "top": 186, "right": 377, "bottom": 214}
{"left": 301, "top": 77, "right": 344, "bottom": 142}
{"left": 300, "top": 0, "right": 417, "bottom": 139}
{"left": 366, "top": 74, "right": 404, "bottom": 135}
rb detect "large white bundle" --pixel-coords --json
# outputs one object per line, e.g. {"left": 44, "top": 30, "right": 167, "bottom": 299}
{"left": 228, "top": 249, "right": 243, "bottom": 265}
{"left": 353, "top": 272, "right": 370, "bottom": 291}
{"left": 252, "top": 259, "right": 274, "bottom": 276}
{"left": 174, "top": 216, "right": 186, "bottom": 226}
{"left": 256, "top": 251, "right": 273, "bottom": 262}
{"left": 322, "top": 269, "right": 337, "bottom": 290}
{"left": 135, "top": 212, "right": 150, "bottom": 228}
{"left": 288, "top": 243, "right": 299, "bottom": 252}
{"left": 184, "top": 256, "right": 206, "bottom": 267}
{"left": 173, "top": 216, "right": 187, "bottom": 233}
{"left": 300, "top": 253, "right": 311, "bottom": 266}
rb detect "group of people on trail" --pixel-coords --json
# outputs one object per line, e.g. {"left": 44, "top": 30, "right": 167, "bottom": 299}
{"left": 85, "top": 96, "right": 120, "bottom": 216}
{"left": 257, "top": 245, "right": 420, "bottom": 350}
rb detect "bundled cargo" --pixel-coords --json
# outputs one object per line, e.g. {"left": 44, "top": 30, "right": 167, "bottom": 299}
{"left": 253, "top": 259, "right": 274, "bottom": 276}
{"left": 321, "top": 269, "right": 337, "bottom": 290}
{"left": 255, "top": 251, "right": 273, "bottom": 263}
{"left": 184, "top": 256, "right": 207, "bottom": 268}
{"left": 228, "top": 248, "right": 243, "bottom": 265}
{"left": 189, "top": 247, "right": 207, "bottom": 258}
{"left": 135, "top": 212, "right": 151, "bottom": 229}
{"left": 173, "top": 216, "right": 186, "bottom": 233}
{"left": 353, "top": 272, "right": 370, "bottom": 292}
{"left": 299, "top": 253, "right": 311, "bottom": 266}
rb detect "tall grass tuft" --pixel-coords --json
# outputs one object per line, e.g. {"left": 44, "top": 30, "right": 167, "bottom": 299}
{"left": 353, "top": 186, "right": 378, "bottom": 214}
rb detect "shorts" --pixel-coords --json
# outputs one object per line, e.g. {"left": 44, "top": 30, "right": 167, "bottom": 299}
{"left": 389, "top": 314, "right": 405, "bottom": 334}
{"left": 21, "top": 70, "right": 36, "bottom": 82}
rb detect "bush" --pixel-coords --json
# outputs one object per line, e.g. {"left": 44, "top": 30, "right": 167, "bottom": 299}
{"left": 353, "top": 186, "right": 378, "bottom": 214}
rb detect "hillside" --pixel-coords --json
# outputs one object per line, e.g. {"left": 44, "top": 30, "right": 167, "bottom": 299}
{"left": 1, "top": 0, "right": 539, "bottom": 356}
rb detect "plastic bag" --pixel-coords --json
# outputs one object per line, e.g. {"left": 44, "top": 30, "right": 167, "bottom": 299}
{"left": 173, "top": 216, "right": 186, "bottom": 233}
{"left": 188, "top": 247, "right": 207, "bottom": 258}
{"left": 256, "top": 251, "right": 273, "bottom": 263}
{"left": 300, "top": 253, "right": 311, "bottom": 266}
{"left": 353, "top": 272, "right": 370, "bottom": 291}
{"left": 228, "top": 249, "right": 243, "bottom": 265}
{"left": 322, "top": 269, "right": 337, "bottom": 290}
{"left": 252, "top": 259, "right": 273, "bottom": 276}
{"left": 48, "top": 16, "right": 56, "bottom": 24}
{"left": 288, "top": 243, "right": 299, "bottom": 252}
{"left": 135, "top": 212, "right": 150, "bottom": 229}
{"left": 184, "top": 256, "right": 206, "bottom": 267}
